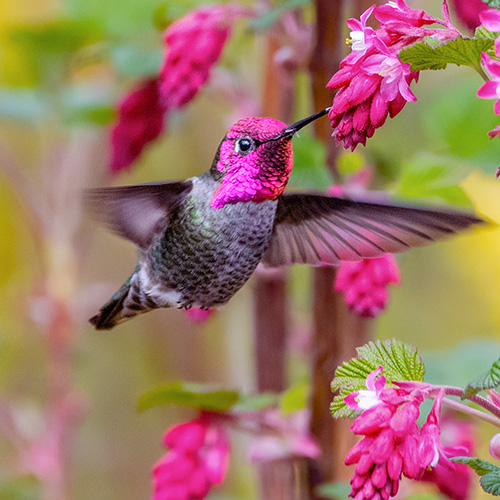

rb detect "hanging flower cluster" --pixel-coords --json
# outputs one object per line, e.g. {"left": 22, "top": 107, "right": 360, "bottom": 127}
{"left": 344, "top": 367, "right": 472, "bottom": 500}
{"left": 111, "top": 3, "right": 249, "bottom": 172}
{"left": 477, "top": 8, "right": 500, "bottom": 147}
{"left": 152, "top": 408, "right": 319, "bottom": 500}
{"left": 334, "top": 253, "right": 400, "bottom": 318}
{"left": 327, "top": 0, "right": 459, "bottom": 151}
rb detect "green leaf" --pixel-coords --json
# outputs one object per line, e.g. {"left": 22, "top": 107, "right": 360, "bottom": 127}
{"left": 451, "top": 457, "right": 500, "bottom": 496}
{"left": 249, "top": 0, "right": 310, "bottom": 30}
{"left": 0, "top": 475, "right": 40, "bottom": 500}
{"left": 330, "top": 339, "right": 425, "bottom": 418}
{"left": 288, "top": 134, "right": 332, "bottom": 190}
{"left": 138, "top": 381, "right": 240, "bottom": 412}
{"left": 452, "top": 456, "right": 499, "bottom": 475}
{"left": 315, "top": 481, "right": 351, "bottom": 499}
{"left": 279, "top": 382, "right": 308, "bottom": 414}
{"left": 463, "top": 357, "right": 500, "bottom": 397}
{"left": 233, "top": 392, "right": 278, "bottom": 411}
{"left": 399, "top": 35, "right": 495, "bottom": 71}
{"left": 394, "top": 154, "right": 471, "bottom": 207}
{"left": 481, "top": 0, "right": 500, "bottom": 9}
{"left": 8, "top": 19, "right": 101, "bottom": 55}
{"left": 111, "top": 46, "right": 163, "bottom": 78}
{"left": 337, "top": 152, "right": 364, "bottom": 175}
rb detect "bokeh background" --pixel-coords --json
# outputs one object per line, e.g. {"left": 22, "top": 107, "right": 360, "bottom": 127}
{"left": 1, "top": 0, "right": 500, "bottom": 499}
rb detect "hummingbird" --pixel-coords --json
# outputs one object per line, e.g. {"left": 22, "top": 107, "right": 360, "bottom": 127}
{"left": 87, "top": 108, "right": 482, "bottom": 330}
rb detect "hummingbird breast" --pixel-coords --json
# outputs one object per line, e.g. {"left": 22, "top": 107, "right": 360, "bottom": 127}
{"left": 143, "top": 174, "right": 278, "bottom": 309}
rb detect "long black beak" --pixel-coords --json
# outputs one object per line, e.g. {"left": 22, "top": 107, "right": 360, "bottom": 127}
{"left": 276, "top": 107, "right": 331, "bottom": 140}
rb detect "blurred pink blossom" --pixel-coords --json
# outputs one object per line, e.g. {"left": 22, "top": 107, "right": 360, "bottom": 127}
{"left": 153, "top": 416, "right": 230, "bottom": 500}
{"left": 334, "top": 254, "right": 400, "bottom": 318}
{"left": 110, "top": 78, "right": 165, "bottom": 173}
{"left": 159, "top": 4, "right": 249, "bottom": 109}
{"left": 248, "top": 409, "right": 320, "bottom": 462}
{"left": 110, "top": 4, "right": 249, "bottom": 172}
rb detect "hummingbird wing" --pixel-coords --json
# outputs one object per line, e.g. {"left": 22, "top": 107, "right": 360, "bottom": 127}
{"left": 85, "top": 181, "right": 193, "bottom": 249}
{"left": 261, "top": 193, "right": 484, "bottom": 267}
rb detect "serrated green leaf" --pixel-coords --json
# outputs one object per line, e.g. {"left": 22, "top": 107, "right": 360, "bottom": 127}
{"left": 315, "top": 481, "right": 351, "bottom": 499}
{"left": 330, "top": 339, "right": 424, "bottom": 418}
{"left": 451, "top": 456, "right": 499, "bottom": 475}
{"left": 451, "top": 457, "right": 500, "bottom": 496}
{"left": 481, "top": 471, "right": 500, "bottom": 496}
{"left": 138, "top": 381, "right": 240, "bottom": 412}
{"left": 463, "top": 357, "right": 500, "bottom": 397}
{"left": 279, "top": 382, "right": 308, "bottom": 414}
{"left": 399, "top": 36, "right": 495, "bottom": 71}
{"left": 481, "top": 0, "right": 500, "bottom": 9}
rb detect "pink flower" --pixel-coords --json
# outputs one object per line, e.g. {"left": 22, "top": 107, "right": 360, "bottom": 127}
{"left": 328, "top": 1, "right": 458, "bottom": 151}
{"left": 345, "top": 387, "right": 424, "bottom": 500}
{"left": 478, "top": 52, "right": 500, "bottom": 115}
{"left": 451, "top": 0, "right": 488, "bottom": 31}
{"left": 153, "top": 416, "right": 230, "bottom": 500}
{"left": 344, "top": 371, "right": 474, "bottom": 500}
{"left": 421, "top": 405, "right": 475, "bottom": 500}
{"left": 479, "top": 8, "right": 500, "bottom": 56}
{"left": 159, "top": 4, "right": 248, "bottom": 109}
{"left": 248, "top": 409, "right": 320, "bottom": 463}
{"left": 345, "top": 366, "right": 386, "bottom": 411}
{"left": 110, "top": 78, "right": 165, "bottom": 173}
{"left": 334, "top": 254, "right": 400, "bottom": 318}
{"left": 185, "top": 307, "right": 215, "bottom": 323}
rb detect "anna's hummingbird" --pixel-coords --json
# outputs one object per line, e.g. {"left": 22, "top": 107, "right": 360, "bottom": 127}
{"left": 87, "top": 108, "right": 482, "bottom": 329}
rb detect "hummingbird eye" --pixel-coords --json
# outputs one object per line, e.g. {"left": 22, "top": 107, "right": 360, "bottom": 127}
{"left": 235, "top": 137, "right": 253, "bottom": 154}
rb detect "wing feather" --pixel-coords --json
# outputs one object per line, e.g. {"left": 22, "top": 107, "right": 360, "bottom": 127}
{"left": 85, "top": 181, "right": 193, "bottom": 249}
{"left": 261, "top": 193, "right": 484, "bottom": 267}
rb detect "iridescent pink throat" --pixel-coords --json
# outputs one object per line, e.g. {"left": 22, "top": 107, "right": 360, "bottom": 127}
{"left": 210, "top": 118, "right": 292, "bottom": 209}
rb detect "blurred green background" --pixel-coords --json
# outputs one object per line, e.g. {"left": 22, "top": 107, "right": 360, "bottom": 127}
{"left": 1, "top": 0, "right": 500, "bottom": 499}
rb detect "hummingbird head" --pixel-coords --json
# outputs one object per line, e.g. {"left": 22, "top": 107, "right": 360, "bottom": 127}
{"left": 210, "top": 108, "right": 330, "bottom": 209}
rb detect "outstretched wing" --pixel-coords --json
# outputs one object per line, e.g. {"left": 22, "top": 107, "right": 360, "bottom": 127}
{"left": 261, "top": 193, "right": 484, "bottom": 267}
{"left": 85, "top": 181, "right": 193, "bottom": 249}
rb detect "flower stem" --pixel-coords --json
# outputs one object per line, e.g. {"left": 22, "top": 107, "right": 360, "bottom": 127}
{"left": 427, "top": 385, "right": 500, "bottom": 427}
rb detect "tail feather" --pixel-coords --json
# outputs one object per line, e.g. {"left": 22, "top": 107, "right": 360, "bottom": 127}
{"left": 89, "top": 282, "right": 133, "bottom": 330}
{"left": 90, "top": 272, "right": 158, "bottom": 330}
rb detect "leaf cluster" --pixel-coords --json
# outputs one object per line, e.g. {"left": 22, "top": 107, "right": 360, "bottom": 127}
{"left": 330, "top": 339, "right": 425, "bottom": 418}
{"left": 399, "top": 27, "right": 496, "bottom": 72}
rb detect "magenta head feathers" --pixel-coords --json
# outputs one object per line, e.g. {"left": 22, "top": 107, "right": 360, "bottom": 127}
{"left": 210, "top": 109, "right": 330, "bottom": 209}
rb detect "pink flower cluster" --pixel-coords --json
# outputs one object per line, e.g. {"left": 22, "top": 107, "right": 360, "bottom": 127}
{"left": 153, "top": 416, "right": 229, "bottom": 500}
{"left": 477, "top": 8, "right": 500, "bottom": 149}
{"left": 159, "top": 4, "right": 248, "bottom": 109}
{"left": 344, "top": 368, "right": 472, "bottom": 500}
{"left": 111, "top": 3, "right": 248, "bottom": 172}
{"left": 328, "top": 0, "right": 459, "bottom": 151}
{"left": 334, "top": 254, "right": 400, "bottom": 318}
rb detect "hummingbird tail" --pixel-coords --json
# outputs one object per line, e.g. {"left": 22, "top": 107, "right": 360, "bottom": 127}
{"left": 89, "top": 273, "right": 158, "bottom": 330}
